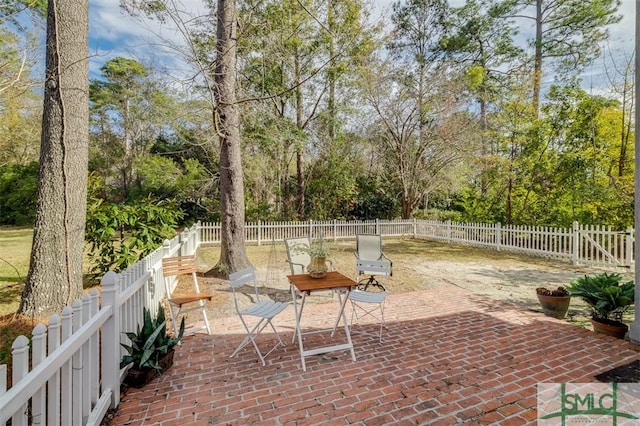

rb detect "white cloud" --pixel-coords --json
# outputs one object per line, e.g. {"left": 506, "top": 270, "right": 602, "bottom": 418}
{"left": 88, "top": 0, "right": 212, "bottom": 84}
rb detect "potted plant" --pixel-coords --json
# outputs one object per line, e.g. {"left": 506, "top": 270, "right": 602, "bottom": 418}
{"left": 535, "top": 286, "right": 571, "bottom": 319}
{"left": 120, "top": 303, "right": 185, "bottom": 388}
{"left": 292, "top": 235, "right": 333, "bottom": 278}
{"left": 566, "top": 272, "right": 634, "bottom": 339}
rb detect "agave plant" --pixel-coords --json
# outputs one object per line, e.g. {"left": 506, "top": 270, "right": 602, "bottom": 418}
{"left": 120, "top": 303, "right": 185, "bottom": 371}
{"left": 566, "top": 272, "right": 634, "bottom": 323}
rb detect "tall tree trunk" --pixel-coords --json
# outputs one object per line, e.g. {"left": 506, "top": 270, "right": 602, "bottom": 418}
{"left": 294, "top": 49, "right": 305, "bottom": 219}
{"left": 211, "top": 0, "right": 250, "bottom": 277}
{"left": 19, "top": 0, "right": 89, "bottom": 317}
{"left": 532, "top": 0, "right": 543, "bottom": 116}
{"left": 327, "top": 0, "right": 336, "bottom": 143}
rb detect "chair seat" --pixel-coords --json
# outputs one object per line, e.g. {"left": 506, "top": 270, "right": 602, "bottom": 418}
{"left": 349, "top": 289, "right": 387, "bottom": 304}
{"left": 229, "top": 267, "right": 287, "bottom": 365}
{"left": 168, "top": 294, "right": 213, "bottom": 307}
{"left": 240, "top": 300, "right": 288, "bottom": 318}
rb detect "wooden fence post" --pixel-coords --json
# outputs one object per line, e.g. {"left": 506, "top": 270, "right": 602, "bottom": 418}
{"left": 101, "top": 271, "right": 120, "bottom": 408}
{"left": 31, "top": 323, "right": 47, "bottom": 425}
{"left": 71, "top": 299, "right": 83, "bottom": 424}
{"left": 626, "top": 226, "right": 634, "bottom": 267}
{"left": 572, "top": 221, "right": 580, "bottom": 265}
{"left": 60, "top": 306, "right": 72, "bottom": 424}
{"left": 11, "top": 335, "right": 29, "bottom": 425}
{"left": 258, "top": 220, "right": 262, "bottom": 246}
{"left": 496, "top": 223, "right": 502, "bottom": 252}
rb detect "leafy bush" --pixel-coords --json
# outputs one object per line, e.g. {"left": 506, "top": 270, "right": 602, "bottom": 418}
{"left": 0, "top": 162, "right": 38, "bottom": 225}
{"left": 85, "top": 196, "right": 183, "bottom": 276}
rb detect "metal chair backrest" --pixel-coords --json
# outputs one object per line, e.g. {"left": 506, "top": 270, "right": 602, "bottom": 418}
{"left": 228, "top": 266, "right": 287, "bottom": 365}
{"left": 229, "top": 266, "right": 259, "bottom": 312}
{"left": 356, "top": 234, "right": 383, "bottom": 261}
{"left": 284, "top": 237, "right": 311, "bottom": 274}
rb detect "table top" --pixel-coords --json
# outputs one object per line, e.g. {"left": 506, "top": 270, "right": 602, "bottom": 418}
{"left": 287, "top": 271, "right": 356, "bottom": 293}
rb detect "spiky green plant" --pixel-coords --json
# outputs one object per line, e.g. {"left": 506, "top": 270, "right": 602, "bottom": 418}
{"left": 120, "top": 303, "right": 185, "bottom": 370}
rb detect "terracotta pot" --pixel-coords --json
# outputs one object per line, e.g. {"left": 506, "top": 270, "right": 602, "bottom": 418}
{"left": 308, "top": 256, "right": 328, "bottom": 278}
{"left": 536, "top": 294, "right": 570, "bottom": 319}
{"left": 590, "top": 318, "right": 628, "bottom": 339}
{"left": 125, "top": 349, "right": 175, "bottom": 388}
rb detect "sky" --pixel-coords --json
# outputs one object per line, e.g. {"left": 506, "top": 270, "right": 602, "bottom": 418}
{"left": 64, "top": 0, "right": 639, "bottom": 94}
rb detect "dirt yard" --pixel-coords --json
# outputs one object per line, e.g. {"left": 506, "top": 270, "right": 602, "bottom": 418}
{"left": 184, "top": 237, "right": 634, "bottom": 329}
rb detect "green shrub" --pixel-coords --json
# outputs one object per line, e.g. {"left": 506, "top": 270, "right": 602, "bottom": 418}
{"left": 0, "top": 163, "right": 38, "bottom": 225}
{"left": 85, "top": 196, "right": 183, "bottom": 276}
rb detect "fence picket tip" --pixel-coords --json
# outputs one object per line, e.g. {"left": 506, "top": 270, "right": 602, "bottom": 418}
{"left": 11, "top": 335, "right": 29, "bottom": 350}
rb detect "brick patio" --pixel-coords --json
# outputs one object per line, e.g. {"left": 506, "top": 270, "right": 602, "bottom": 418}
{"left": 109, "top": 285, "right": 639, "bottom": 425}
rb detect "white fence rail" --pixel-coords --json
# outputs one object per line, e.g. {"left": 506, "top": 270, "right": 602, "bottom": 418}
{"left": 200, "top": 219, "right": 634, "bottom": 267}
{"left": 0, "top": 218, "right": 633, "bottom": 425}
{"left": 0, "top": 224, "right": 200, "bottom": 425}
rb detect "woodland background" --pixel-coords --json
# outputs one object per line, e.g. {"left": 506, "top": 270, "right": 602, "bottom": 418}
{"left": 0, "top": 0, "right": 635, "bottom": 273}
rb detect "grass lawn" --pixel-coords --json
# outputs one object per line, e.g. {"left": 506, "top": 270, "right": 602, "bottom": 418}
{"left": 0, "top": 227, "right": 32, "bottom": 316}
{"left": 0, "top": 227, "right": 35, "bottom": 380}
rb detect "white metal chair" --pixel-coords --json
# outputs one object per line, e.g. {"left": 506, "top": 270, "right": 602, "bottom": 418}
{"left": 355, "top": 234, "right": 392, "bottom": 291}
{"left": 229, "top": 266, "right": 288, "bottom": 365}
{"left": 162, "top": 255, "right": 212, "bottom": 337}
{"left": 348, "top": 259, "right": 390, "bottom": 342}
{"left": 284, "top": 237, "right": 333, "bottom": 274}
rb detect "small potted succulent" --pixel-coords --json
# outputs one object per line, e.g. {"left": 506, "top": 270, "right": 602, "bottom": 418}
{"left": 120, "top": 303, "right": 185, "bottom": 387}
{"left": 535, "top": 286, "right": 571, "bottom": 319}
{"left": 566, "top": 272, "right": 634, "bottom": 339}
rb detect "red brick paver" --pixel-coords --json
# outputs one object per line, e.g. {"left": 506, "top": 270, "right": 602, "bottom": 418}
{"left": 109, "top": 286, "right": 639, "bottom": 425}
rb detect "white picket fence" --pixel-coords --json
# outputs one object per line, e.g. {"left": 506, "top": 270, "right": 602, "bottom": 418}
{"left": 0, "top": 218, "right": 633, "bottom": 425}
{"left": 201, "top": 219, "right": 635, "bottom": 267}
{"left": 0, "top": 224, "right": 200, "bottom": 425}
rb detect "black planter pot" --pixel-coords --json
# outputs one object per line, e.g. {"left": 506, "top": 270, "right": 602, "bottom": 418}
{"left": 124, "top": 349, "right": 175, "bottom": 388}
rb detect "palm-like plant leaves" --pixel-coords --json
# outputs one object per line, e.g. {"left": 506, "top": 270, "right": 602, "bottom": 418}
{"left": 566, "top": 273, "right": 635, "bottom": 322}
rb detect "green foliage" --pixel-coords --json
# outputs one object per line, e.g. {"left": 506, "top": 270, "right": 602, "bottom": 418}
{"left": 291, "top": 235, "right": 333, "bottom": 258}
{"left": 85, "top": 193, "right": 183, "bottom": 276}
{"left": 120, "top": 303, "right": 184, "bottom": 371}
{"left": 566, "top": 273, "right": 634, "bottom": 322}
{"left": 0, "top": 162, "right": 38, "bottom": 225}
{"left": 415, "top": 209, "right": 463, "bottom": 222}
{"left": 0, "top": 0, "right": 46, "bottom": 24}
{"left": 460, "top": 79, "right": 634, "bottom": 228}
{"left": 305, "top": 146, "right": 358, "bottom": 220}
{"left": 349, "top": 176, "right": 400, "bottom": 220}
{"left": 132, "top": 155, "right": 182, "bottom": 198}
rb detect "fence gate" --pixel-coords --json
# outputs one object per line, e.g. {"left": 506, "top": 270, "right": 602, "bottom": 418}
{"left": 574, "top": 222, "right": 634, "bottom": 267}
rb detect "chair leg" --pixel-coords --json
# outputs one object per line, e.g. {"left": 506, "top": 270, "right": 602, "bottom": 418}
{"left": 349, "top": 301, "right": 386, "bottom": 343}
{"left": 199, "top": 300, "right": 211, "bottom": 335}
{"left": 231, "top": 317, "right": 284, "bottom": 365}
{"left": 166, "top": 302, "right": 181, "bottom": 338}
